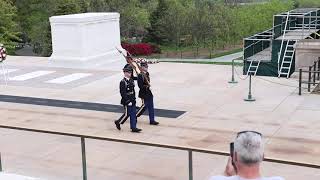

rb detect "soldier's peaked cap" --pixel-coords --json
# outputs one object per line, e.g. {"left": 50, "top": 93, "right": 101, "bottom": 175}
{"left": 140, "top": 61, "right": 148, "bottom": 67}
{"left": 123, "top": 64, "right": 133, "bottom": 72}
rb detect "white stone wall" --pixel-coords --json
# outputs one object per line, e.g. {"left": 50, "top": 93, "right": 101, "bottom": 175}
{"left": 49, "top": 13, "right": 125, "bottom": 68}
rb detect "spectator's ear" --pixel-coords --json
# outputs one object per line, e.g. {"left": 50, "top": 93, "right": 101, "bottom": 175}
{"left": 224, "top": 157, "right": 236, "bottom": 176}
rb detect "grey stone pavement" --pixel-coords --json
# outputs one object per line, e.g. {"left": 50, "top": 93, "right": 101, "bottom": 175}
{"left": 0, "top": 55, "right": 319, "bottom": 180}
{"left": 15, "top": 45, "right": 38, "bottom": 57}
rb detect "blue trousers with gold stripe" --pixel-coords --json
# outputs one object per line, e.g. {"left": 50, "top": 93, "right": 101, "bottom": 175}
{"left": 117, "top": 104, "right": 137, "bottom": 129}
{"left": 136, "top": 97, "right": 155, "bottom": 123}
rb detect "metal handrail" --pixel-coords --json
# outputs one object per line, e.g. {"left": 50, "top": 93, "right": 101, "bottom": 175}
{"left": 277, "top": 11, "right": 290, "bottom": 73}
{"left": 0, "top": 124, "right": 319, "bottom": 180}
{"left": 245, "top": 28, "right": 274, "bottom": 40}
{"left": 243, "top": 40, "right": 262, "bottom": 51}
{"left": 298, "top": 58, "right": 320, "bottom": 95}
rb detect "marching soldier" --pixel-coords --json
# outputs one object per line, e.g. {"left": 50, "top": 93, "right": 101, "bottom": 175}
{"left": 136, "top": 62, "right": 159, "bottom": 125}
{"left": 114, "top": 64, "right": 142, "bottom": 133}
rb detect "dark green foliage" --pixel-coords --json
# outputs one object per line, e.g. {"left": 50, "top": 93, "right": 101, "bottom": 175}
{"left": 0, "top": 0, "right": 21, "bottom": 53}
{"left": 294, "top": 0, "right": 320, "bottom": 8}
{"left": 2, "top": 0, "right": 319, "bottom": 56}
{"left": 13, "top": 0, "right": 83, "bottom": 56}
{"left": 145, "top": 0, "right": 170, "bottom": 44}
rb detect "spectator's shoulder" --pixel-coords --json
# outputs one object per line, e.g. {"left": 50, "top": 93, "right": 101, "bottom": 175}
{"left": 264, "top": 176, "right": 285, "bottom": 180}
{"left": 209, "top": 175, "right": 236, "bottom": 180}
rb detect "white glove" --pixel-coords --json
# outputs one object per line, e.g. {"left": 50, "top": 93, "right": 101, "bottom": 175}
{"left": 128, "top": 102, "right": 132, "bottom": 106}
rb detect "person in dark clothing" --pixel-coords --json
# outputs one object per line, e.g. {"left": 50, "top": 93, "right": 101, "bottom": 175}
{"left": 136, "top": 62, "right": 159, "bottom": 125}
{"left": 114, "top": 64, "right": 142, "bottom": 133}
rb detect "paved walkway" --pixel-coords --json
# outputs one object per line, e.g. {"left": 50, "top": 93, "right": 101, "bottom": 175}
{"left": 14, "top": 45, "right": 38, "bottom": 57}
{"left": 0, "top": 56, "right": 319, "bottom": 180}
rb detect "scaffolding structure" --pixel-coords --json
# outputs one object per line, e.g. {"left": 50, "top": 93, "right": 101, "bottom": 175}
{"left": 243, "top": 8, "right": 320, "bottom": 77}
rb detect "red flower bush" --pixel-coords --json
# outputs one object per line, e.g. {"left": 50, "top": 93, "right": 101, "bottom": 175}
{"left": 121, "top": 43, "right": 160, "bottom": 56}
{"left": 150, "top": 44, "right": 161, "bottom": 54}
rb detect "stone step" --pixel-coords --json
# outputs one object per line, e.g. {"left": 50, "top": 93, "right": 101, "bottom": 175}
{"left": 0, "top": 173, "right": 39, "bottom": 180}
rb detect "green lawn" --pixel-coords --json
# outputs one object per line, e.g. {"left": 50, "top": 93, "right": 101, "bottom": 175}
{"left": 160, "top": 60, "right": 243, "bottom": 66}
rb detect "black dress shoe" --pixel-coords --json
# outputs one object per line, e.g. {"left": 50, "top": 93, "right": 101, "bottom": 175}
{"left": 131, "top": 128, "right": 142, "bottom": 133}
{"left": 150, "top": 121, "right": 159, "bottom": 125}
{"left": 115, "top": 121, "right": 121, "bottom": 130}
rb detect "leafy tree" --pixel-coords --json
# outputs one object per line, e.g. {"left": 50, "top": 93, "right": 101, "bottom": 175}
{"left": 294, "top": 0, "right": 320, "bottom": 8}
{"left": 10, "top": 0, "right": 312, "bottom": 57}
{"left": 167, "top": 0, "right": 190, "bottom": 45}
{"left": 14, "top": 0, "right": 83, "bottom": 56}
{"left": 88, "top": 0, "right": 108, "bottom": 12}
{"left": 145, "top": 0, "right": 170, "bottom": 44}
{"left": 54, "top": 0, "right": 82, "bottom": 15}
{"left": 0, "top": 0, "right": 21, "bottom": 53}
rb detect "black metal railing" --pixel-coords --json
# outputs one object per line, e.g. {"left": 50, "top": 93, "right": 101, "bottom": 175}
{"left": 298, "top": 57, "right": 320, "bottom": 95}
{"left": 0, "top": 124, "right": 319, "bottom": 180}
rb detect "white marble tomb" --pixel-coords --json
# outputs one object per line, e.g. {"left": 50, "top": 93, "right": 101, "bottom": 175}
{"left": 49, "top": 13, "right": 125, "bottom": 68}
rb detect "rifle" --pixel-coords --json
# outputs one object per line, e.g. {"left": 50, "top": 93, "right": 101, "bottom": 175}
{"left": 116, "top": 47, "right": 150, "bottom": 86}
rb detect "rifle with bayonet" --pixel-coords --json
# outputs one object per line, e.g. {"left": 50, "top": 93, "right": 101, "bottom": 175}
{"left": 116, "top": 47, "right": 150, "bottom": 86}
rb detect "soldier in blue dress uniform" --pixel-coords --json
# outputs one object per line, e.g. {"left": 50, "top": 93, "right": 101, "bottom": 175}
{"left": 136, "top": 62, "right": 159, "bottom": 125}
{"left": 114, "top": 64, "right": 142, "bottom": 133}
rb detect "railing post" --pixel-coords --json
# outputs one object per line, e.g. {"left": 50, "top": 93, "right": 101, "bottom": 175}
{"left": 313, "top": 62, "right": 316, "bottom": 86}
{"left": 188, "top": 150, "right": 193, "bottom": 180}
{"left": 318, "top": 57, "right": 320, "bottom": 80}
{"left": 299, "top": 69, "right": 302, "bottom": 95}
{"left": 0, "top": 152, "right": 2, "bottom": 172}
{"left": 308, "top": 66, "right": 312, "bottom": 92}
{"left": 253, "top": 42, "right": 255, "bottom": 57}
{"left": 229, "top": 60, "right": 238, "bottom": 84}
{"left": 309, "top": 14, "right": 311, "bottom": 30}
{"left": 81, "top": 137, "right": 87, "bottom": 180}
{"left": 302, "top": 16, "right": 305, "bottom": 39}
{"left": 316, "top": 13, "right": 318, "bottom": 28}
{"left": 244, "top": 74, "right": 256, "bottom": 101}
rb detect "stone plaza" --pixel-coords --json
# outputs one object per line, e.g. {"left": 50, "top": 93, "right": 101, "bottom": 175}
{"left": 0, "top": 55, "right": 319, "bottom": 179}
